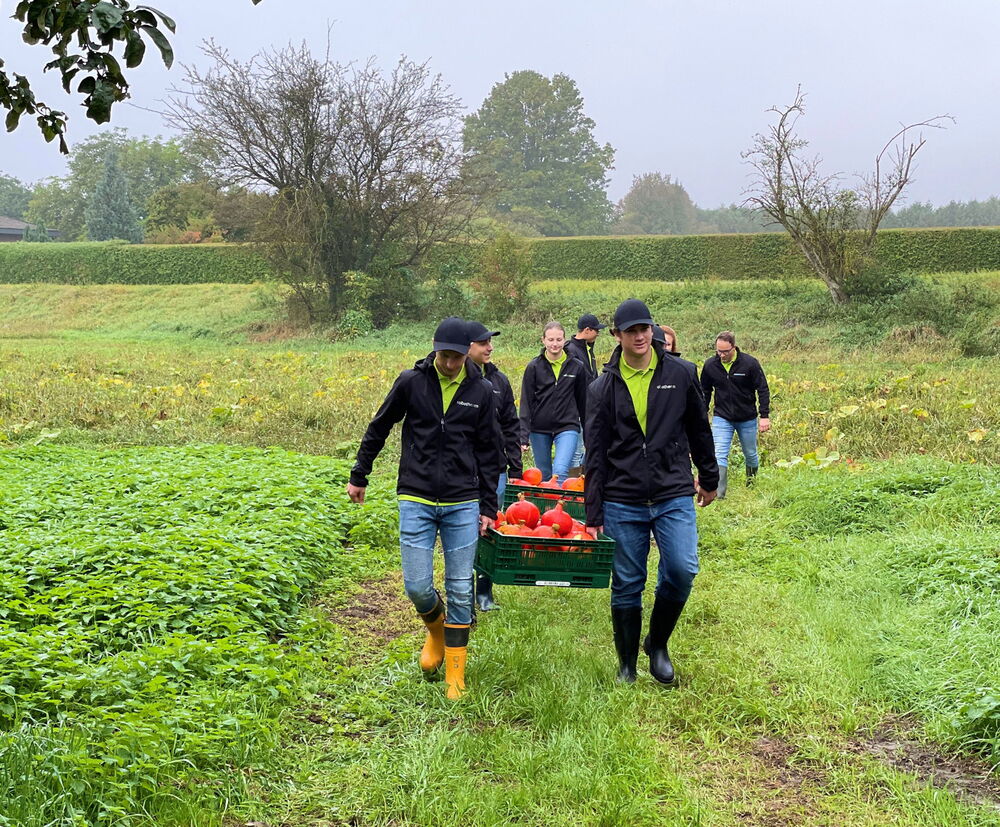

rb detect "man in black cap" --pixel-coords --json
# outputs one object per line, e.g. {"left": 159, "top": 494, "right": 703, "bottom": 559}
{"left": 565, "top": 313, "right": 606, "bottom": 383}
{"left": 584, "top": 299, "right": 718, "bottom": 686}
{"left": 466, "top": 320, "right": 522, "bottom": 612}
{"left": 565, "top": 313, "right": 607, "bottom": 472}
{"left": 347, "top": 317, "right": 502, "bottom": 699}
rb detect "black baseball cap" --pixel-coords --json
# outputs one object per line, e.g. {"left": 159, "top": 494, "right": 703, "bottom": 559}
{"left": 466, "top": 320, "right": 501, "bottom": 343}
{"left": 613, "top": 299, "right": 656, "bottom": 331}
{"left": 651, "top": 325, "right": 666, "bottom": 344}
{"left": 577, "top": 313, "right": 607, "bottom": 331}
{"left": 433, "top": 317, "right": 470, "bottom": 354}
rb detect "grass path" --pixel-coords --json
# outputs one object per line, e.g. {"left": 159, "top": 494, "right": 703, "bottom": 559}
{"left": 233, "top": 464, "right": 1000, "bottom": 826}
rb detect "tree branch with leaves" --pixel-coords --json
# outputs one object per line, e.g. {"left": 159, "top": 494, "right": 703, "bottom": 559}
{"left": 1, "top": 0, "right": 262, "bottom": 151}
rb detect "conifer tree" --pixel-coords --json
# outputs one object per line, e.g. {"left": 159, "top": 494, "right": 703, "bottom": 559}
{"left": 85, "top": 149, "right": 143, "bottom": 242}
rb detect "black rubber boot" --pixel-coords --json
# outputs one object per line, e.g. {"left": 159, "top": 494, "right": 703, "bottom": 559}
{"left": 642, "top": 595, "right": 685, "bottom": 686}
{"left": 475, "top": 574, "right": 499, "bottom": 612}
{"left": 718, "top": 466, "right": 728, "bottom": 499}
{"left": 746, "top": 465, "right": 758, "bottom": 487}
{"left": 611, "top": 606, "right": 642, "bottom": 683}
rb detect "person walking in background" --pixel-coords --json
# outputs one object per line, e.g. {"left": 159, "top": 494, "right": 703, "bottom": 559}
{"left": 658, "top": 325, "right": 679, "bottom": 354}
{"left": 565, "top": 313, "right": 606, "bottom": 382}
{"left": 519, "top": 321, "right": 588, "bottom": 483}
{"left": 564, "top": 313, "right": 606, "bottom": 473}
{"left": 347, "top": 317, "right": 502, "bottom": 699}
{"left": 652, "top": 324, "right": 681, "bottom": 356}
{"left": 466, "top": 320, "right": 522, "bottom": 612}
{"left": 699, "top": 331, "right": 771, "bottom": 499}
{"left": 584, "top": 299, "right": 718, "bottom": 686}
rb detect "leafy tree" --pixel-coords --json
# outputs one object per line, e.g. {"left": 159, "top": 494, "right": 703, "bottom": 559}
{"left": 612, "top": 173, "right": 702, "bottom": 235}
{"left": 0, "top": 173, "right": 32, "bottom": 219}
{"left": 24, "top": 176, "right": 80, "bottom": 239}
{"left": 167, "top": 41, "right": 490, "bottom": 323}
{"left": 25, "top": 129, "right": 200, "bottom": 239}
{"left": 1, "top": 0, "right": 262, "bottom": 151}
{"left": 882, "top": 197, "right": 1000, "bottom": 229}
{"left": 743, "top": 87, "right": 951, "bottom": 304}
{"left": 21, "top": 220, "right": 53, "bottom": 241}
{"left": 146, "top": 181, "right": 216, "bottom": 231}
{"left": 695, "top": 204, "right": 772, "bottom": 234}
{"left": 85, "top": 148, "right": 142, "bottom": 241}
{"left": 464, "top": 70, "right": 615, "bottom": 236}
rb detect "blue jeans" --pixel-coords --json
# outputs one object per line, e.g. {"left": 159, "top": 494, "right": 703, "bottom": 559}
{"left": 398, "top": 500, "right": 479, "bottom": 625}
{"left": 603, "top": 498, "right": 699, "bottom": 609}
{"left": 496, "top": 473, "right": 507, "bottom": 510}
{"left": 711, "top": 416, "right": 759, "bottom": 469}
{"left": 529, "top": 430, "right": 579, "bottom": 483}
{"left": 571, "top": 431, "right": 585, "bottom": 469}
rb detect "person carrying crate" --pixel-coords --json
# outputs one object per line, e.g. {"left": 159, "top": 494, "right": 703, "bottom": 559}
{"left": 466, "top": 319, "right": 523, "bottom": 612}
{"left": 584, "top": 299, "right": 719, "bottom": 686}
{"left": 346, "top": 317, "right": 503, "bottom": 699}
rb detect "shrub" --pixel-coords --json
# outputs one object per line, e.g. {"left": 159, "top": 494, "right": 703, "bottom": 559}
{"left": 471, "top": 231, "right": 531, "bottom": 319}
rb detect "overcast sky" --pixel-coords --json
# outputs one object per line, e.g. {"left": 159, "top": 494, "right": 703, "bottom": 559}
{"left": 1, "top": 0, "right": 997, "bottom": 207}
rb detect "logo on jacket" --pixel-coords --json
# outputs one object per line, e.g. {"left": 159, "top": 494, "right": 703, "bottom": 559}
{"left": 656, "top": 384, "right": 677, "bottom": 390}
{"left": 456, "top": 400, "right": 479, "bottom": 408}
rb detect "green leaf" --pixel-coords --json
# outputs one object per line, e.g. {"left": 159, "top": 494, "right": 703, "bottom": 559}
{"left": 141, "top": 24, "right": 174, "bottom": 69}
{"left": 85, "top": 80, "right": 115, "bottom": 123}
{"left": 124, "top": 32, "right": 146, "bottom": 68}
{"left": 91, "top": 1, "right": 124, "bottom": 32}
{"left": 5, "top": 108, "right": 22, "bottom": 132}
{"left": 137, "top": 5, "right": 176, "bottom": 33}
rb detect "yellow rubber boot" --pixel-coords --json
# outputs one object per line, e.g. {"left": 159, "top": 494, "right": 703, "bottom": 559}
{"left": 417, "top": 596, "right": 445, "bottom": 673}
{"left": 444, "top": 623, "right": 470, "bottom": 699}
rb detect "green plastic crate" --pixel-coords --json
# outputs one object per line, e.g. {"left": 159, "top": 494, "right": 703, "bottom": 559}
{"left": 475, "top": 527, "right": 614, "bottom": 588}
{"left": 502, "top": 482, "right": 586, "bottom": 521}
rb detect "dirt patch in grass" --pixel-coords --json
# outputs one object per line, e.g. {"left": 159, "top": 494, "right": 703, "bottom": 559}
{"left": 693, "top": 734, "right": 825, "bottom": 825}
{"left": 333, "top": 572, "right": 415, "bottom": 646}
{"left": 849, "top": 715, "right": 1000, "bottom": 812}
{"left": 733, "top": 736, "right": 825, "bottom": 825}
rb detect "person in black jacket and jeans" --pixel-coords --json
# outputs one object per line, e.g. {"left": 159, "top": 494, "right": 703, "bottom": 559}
{"left": 347, "top": 317, "right": 502, "bottom": 699}
{"left": 585, "top": 299, "right": 718, "bottom": 686}
{"left": 564, "top": 313, "right": 607, "bottom": 472}
{"left": 466, "top": 320, "right": 522, "bottom": 612}
{"left": 699, "top": 331, "right": 771, "bottom": 498}
{"left": 519, "top": 321, "right": 588, "bottom": 483}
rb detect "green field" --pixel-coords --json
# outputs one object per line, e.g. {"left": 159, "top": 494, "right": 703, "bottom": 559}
{"left": 1, "top": 276, "right": 998, "bottom": 825}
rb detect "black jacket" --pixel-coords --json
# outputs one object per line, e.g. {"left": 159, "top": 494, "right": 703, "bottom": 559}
{"left": 350, "top": 355, "right": 503, "bottom": 517}
{"left": 519, "top": 350, "right": 588, "bottom": 444}
{"left": 564, "top": 336, "right": 599, "bottom": 382}
{"left": 700, "top": 349, "right": 771, "bottom": 422}
{"left": 584, "top": 344, "right": 719, "bottom": 527}
{"left": 483, "top": 361, "right": 523, "bottom": 478}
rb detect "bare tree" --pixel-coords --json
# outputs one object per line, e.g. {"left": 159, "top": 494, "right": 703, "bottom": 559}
{"left": 166, "top": 41, "right": 489, "bottom": 322}
{"left": 743, "top": 88, "right": 952, "bottom": 304}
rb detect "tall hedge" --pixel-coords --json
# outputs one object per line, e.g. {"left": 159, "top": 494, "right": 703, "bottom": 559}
{"left": 525, "top": 227, "right": 1000, "bottom": 281}
{"left": 0, "top": 242, "right": 271, "bottom": 284}
{"left": 1, "top": 228, "right": 999, "bottom": 285}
